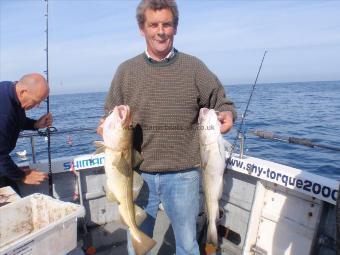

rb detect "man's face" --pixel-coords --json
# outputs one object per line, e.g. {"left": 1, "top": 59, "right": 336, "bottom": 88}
{"left": 21, "top": 91, "right": 45, "bottom": 110}
{"left": 19, "top": 90, "right": 48, "bottom": 111}
{"left": 140, "top": 8, "right": 177, "bottom": 61}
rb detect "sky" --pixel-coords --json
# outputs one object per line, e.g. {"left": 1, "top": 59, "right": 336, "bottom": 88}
{"left": 1, "top": 0, "right": 340, "bottom": 95}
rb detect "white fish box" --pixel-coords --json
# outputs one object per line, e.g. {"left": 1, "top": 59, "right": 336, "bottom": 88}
{"left": 0, "top": 193, "right": 85, "bottom": 255}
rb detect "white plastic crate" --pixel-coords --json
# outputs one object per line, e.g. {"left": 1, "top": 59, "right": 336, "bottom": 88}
{"left": 0, "top": 193, "right": 85, "bottom": 255}
{"left": 0, "top": 186, "right": 20, "bottom": 207}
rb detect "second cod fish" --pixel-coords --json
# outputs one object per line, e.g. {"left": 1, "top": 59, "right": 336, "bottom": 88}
{"left": 198, "top": 108, "right": 231, "bottom": 247}
{"left": 96, "top": 105, "right": 156, "bottom": 255}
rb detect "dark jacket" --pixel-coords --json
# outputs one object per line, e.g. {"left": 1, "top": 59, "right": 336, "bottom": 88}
{"left": 0, "top": 81, "right": 36, "bottom": 181}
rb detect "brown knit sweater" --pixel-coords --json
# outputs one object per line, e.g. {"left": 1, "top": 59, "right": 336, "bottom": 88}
{"left": 104, "top": 50, "right": 236, "bottom": 172}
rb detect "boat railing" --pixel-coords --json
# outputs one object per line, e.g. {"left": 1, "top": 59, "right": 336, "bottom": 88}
{"left": 19, "top": 127, "right": 247, "bottom": 164}
{"left": 22, "top": 127, "right": 337, "bottom": 165}
{"left": 18, "top": 127, "right": 97, "bottom": 163}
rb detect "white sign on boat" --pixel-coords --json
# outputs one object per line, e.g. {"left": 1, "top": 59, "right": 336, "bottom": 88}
{"left": 227, "top": 153, "right": 339, "bottom": 205}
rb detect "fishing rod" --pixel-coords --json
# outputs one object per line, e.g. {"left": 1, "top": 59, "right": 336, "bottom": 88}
{"left": 226, "top": 51, "right": 267, "bottom": 166}
{"left": 44, "top": 0, "right": 53, "bottom": 197}
{"left": 250, "top": 130, "right": 340, "bottom": 152}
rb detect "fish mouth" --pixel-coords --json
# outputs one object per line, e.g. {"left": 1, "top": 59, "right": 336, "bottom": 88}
{"left": 200, "top": 108, "right": 210, "bottom": 115}
{"left": 116, "top": 105, "right": 128, "bottom": 120}
{"left": 115, "top": 105, "right": 132, "bottom": 127}
{"left": 198, "top": 108, "right": 211, "bottom": 123}
{"left": 102, "top": 105, "right": 132, "bottom": 148}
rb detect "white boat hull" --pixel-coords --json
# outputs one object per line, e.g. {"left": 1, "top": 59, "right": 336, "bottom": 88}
{"left": 14, "top": 153, "right": 338, "bottom": 255}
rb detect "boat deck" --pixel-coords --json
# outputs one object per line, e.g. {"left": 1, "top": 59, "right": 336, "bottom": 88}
{"left": 70, "top": 209, "right": 177, "bottom": 255}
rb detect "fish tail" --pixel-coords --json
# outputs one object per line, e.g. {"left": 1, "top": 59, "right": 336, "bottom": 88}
{"left": 207, "top": 221, "right": 218, "bottom": 247}
{"left": 131, "top": 230, "right": 156, "bottom": 255}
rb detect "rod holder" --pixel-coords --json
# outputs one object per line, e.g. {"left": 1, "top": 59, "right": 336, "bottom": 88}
{"left": 239, "top": 132, "right": 245, "bottom": 159}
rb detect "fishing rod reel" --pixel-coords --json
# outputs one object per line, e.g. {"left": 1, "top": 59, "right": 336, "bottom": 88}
{"left": 37, "top": 126, "right": 58, "bottom": 137}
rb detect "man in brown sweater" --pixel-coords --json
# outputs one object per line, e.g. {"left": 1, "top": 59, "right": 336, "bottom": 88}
{"left": 101, "top": 0, "right": 236, "bottom": 254}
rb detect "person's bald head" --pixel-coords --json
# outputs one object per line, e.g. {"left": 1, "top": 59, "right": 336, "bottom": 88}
{"left": 15, "top": 73, "right": 49, "bottom": 110}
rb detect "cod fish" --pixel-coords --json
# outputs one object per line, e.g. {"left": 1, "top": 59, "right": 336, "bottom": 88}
{"left": 198, "top": 108, "right": 231, "bottom": 247}
{"left": 95, "top": 105, "right": 156, "bottom": 255}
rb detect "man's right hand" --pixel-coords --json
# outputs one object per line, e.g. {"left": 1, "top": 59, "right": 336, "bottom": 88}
{"left": 34, "top": 113, "right": 53, "bottom": 129}
{"left": 22, "top": 169, "right": 48, "bottom": 185}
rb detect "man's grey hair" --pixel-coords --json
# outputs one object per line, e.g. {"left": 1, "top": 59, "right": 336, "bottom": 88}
{"left": 136, "top": 0, "right": 179, "bottom": 29}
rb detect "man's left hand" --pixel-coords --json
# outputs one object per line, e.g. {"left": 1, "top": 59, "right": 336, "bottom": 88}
{"left": 34, "top": 113, "right": 53, "bottom": 129}
{"left": 217, "top": 111, "right": 233, "bottom": 134}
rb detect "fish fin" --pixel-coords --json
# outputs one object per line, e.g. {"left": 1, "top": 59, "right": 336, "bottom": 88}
{"left": 93, "top": 141, "right": 106, "bottom": 154}
{"left": 222, "top": 138, "right": 232, "bottom": 153}
{"left": 118, "top": 205, "right": 129, "bottom": 227}
{"left": 117, "top": 205, "right": 147, "bottom": 228}
{"left": 201, "top": 162, "right": 208, "bottom": 170}
{"left": 119, "top": 214, "right": 128, "bottom": 227}
{"left": 114, "top": 153, "right": 130, "bottom": 177}
{"left": 120, "top": 216, "right": 128, "bottom": 227}
{"left": 94, "top": 147, "right": 106, "bottom": 155}
{"left": 206, "top": 220, "right": 219, "bottom": 247}
{"left": 132, "top": 171, "right": 144, "bottom": 200}
{"left": 105, "top": 187, "right": 118, "bottom": 202}
{"left": 132, "top": 149, "right": 143, "bottom": 168}
{"left": 131, "top": 231, "right": 156, "bottom": 255}
{"left": 93, "top": 140, "right": 105, "bottom": 148}
{"left": 134, "top": 205, "right": 147, "bottom": 226}
{"left": 200, "top": 147, "right": 209, "bottom": 170}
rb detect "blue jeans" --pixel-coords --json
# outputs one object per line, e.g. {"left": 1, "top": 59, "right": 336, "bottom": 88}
{"left": 127, "top": 167, "right": 200, "bottom": 255}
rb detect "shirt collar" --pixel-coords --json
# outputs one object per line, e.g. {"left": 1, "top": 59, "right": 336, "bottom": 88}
{"left": 145, "top": 48, "right": 175, "bottom": 62}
